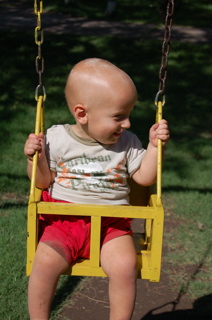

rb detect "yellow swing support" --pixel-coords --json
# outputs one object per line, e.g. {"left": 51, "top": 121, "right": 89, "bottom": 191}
{"left": 27, "top": 0, "right": 174, "bottom": 282}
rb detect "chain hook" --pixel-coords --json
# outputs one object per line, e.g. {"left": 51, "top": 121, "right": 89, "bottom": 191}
{"left": 35, "top": 85, "right": 46, "bottom": 102}
{"left": 155, "top": 91, "right": 166, "bottom": 106}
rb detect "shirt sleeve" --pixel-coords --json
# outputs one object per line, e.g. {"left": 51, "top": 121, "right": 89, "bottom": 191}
{"left": 45, "top": 126, "right": 59, "bottom": 172}
{"left": 126, "top": 132, "right": 146, "bottom": 177}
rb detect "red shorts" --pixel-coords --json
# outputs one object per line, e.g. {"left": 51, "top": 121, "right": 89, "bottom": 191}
{"left": 39, "top": 190, "right": 132, "bottom": 263}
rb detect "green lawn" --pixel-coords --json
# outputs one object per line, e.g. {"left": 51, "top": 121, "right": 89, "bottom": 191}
{"left": 0, "top": 1, "right": 211, "bottom": 318}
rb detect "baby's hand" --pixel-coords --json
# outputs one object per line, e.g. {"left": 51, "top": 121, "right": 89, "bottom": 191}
{"left": 149, "top": 119, "right": 170, "bottom": 147}
{"left": 24, "top": 132, "right": 45, "bottom": 160}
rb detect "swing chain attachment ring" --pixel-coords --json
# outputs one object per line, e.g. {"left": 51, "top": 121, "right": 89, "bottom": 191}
{"left": 35, "top": 84, "right": 46, "bottom": 102}
{"left": 155, "top": 91, "right": 165, "bottom": 107}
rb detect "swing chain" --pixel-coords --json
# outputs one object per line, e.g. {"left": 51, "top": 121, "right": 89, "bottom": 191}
{"left": 34, "top": 0, "right": 46, "bottom": 101}
{"left": 156, "top": 0, "right": 174, "bottom": 104}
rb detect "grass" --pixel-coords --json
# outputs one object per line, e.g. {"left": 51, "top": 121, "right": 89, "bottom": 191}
{"left": 0, "top": 1, "right": 212, "bottom": 318}
{"left": 0, "top": 201, "right": 82, "bottom": 319}
{"left": 0, "top": 204, "right": 29, "bottom": 320}
{"left": 163, "top": 191, "right": 212, "bottom": 300}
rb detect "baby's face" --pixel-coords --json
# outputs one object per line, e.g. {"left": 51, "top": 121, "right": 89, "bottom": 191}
{"left": 85, "top": 82, "right": 137, "bottom": 145}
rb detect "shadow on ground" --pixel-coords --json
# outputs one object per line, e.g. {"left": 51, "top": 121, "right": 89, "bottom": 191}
{"left": 141, "top": 294, "right": 212, "bottom": 320}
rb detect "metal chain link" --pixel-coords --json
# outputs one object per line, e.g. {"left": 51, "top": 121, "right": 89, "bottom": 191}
{"left": 34, "top": 0, "right": 46, "bottom": 101}
{"left": 155, "top": 0, "right": 174, "bottom": 104}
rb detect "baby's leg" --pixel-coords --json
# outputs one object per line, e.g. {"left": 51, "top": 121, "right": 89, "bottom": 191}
{"left": 101, "top": 235, "right": 137, "bottom": 320}
{"left": 28, "top": 242, "right": 69, "bottom": 320}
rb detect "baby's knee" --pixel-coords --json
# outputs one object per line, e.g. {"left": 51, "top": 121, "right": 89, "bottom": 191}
{"left": 101, "top": 235, "right": 137, "bottom": 280}
{"left": 118, "top": 252, "right": 137, "bottom": 278}
{"left": 108, "top": 250, "right": 137, "bottom": 281}
{"left": 32, "top": 242, "right": 68, "bottom": 278}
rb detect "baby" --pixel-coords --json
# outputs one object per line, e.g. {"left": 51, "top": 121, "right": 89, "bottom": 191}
{"left": 24, "top": 58, "right": 170, "bottom": 320}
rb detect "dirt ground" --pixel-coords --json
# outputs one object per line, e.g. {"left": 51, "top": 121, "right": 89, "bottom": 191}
{"left": 1, "top": 1, "right": 211, "bottom": 319}
{"left": 56, "top": 217, "right": 196, "bottom": 320}
{"left": 58, "top": 267, "right": 194, "bottom": 320}
{"left": 0, "top": 0, "right": 211, "bottom": 42}
{"left": 56, "top": 216, "right": 211, "bottom": 320}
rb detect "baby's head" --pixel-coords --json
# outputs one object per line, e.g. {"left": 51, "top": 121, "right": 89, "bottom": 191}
{"left": 65, "top": 58, "right": 137, "bottom": 144}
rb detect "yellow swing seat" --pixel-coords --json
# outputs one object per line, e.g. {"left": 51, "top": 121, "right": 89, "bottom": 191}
{"left": 26, "top": 96, "right": 164, "bottom": 282}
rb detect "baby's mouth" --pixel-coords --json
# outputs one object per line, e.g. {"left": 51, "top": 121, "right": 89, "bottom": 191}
{"left": 113, "top": 132, "right": 121, "bottom": 137}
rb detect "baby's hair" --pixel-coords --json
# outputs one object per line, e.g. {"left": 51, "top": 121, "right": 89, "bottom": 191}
{"left": 65, "top": 58, "right": 137, "bottom": 111}
{"left": 73, "top": 58, "right": 116, "bottom": 68}
{"left": 70, "top": 58, "right": 135, "bottom": 87}
{"left": 70, "top": 58, "right": 120, "bottom": 76}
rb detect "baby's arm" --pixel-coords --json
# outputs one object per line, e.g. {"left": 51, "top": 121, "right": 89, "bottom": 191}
{"left": 132, "top": 119, "right": 170, "bottom": 186}
{"left": 24, "top": 132, "right": 56, "bottom": 189}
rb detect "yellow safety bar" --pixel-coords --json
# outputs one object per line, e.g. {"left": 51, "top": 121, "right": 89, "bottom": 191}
{"left": 26, "top": 96, "right": 164, "bottom": 282}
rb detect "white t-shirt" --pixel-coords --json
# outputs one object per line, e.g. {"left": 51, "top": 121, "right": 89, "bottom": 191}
{"left": 45, "top": 124, "right": 146, "bottom": 205}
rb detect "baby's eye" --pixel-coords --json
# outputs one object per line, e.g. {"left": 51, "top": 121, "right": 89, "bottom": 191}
{"left": 114, "top": 114, "right": 125, "bottom": 121}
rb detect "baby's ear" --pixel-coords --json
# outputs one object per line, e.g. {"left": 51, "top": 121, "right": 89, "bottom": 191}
{"left": 74, "top": 104, "right": 88, "bottom": 124}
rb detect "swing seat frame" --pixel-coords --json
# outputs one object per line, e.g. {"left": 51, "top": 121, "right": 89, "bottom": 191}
{"left": 26, "top": 96, "right": 164, "bottom": 282}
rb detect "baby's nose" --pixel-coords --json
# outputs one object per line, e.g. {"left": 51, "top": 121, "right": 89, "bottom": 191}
{"left": 121, "top": 118, "right": 131, "bottom": 129}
